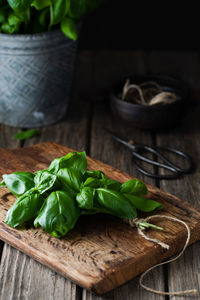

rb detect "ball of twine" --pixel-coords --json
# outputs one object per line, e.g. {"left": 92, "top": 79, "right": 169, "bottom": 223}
{"left": 121, "top": 79, "right": 180, "bottom": 106}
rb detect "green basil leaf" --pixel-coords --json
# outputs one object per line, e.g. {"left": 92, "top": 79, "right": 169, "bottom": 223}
{"left": 120, "top": 179, "right": 148, "bottom": 196}
{"left": 1, "top": 12, "right": 22, "bottom": 34}
{"left": 60, "top": 16, "right": 78, "bottom": 40}
{"left": 0, "top": 6, "right": 8, "bottom": 23}
{"left": 96, "top": 188, "right": 137, "bottom": 219}
{"left": 5, "top": 191, "right": 43, "bottom": 228}
{"left": 48, "top": 151, "right": 87, "bottom": 175}
{"left": 8, "top": 13, "right": 22, "bottom": 26}
{"left": 7, "top": 0, "right": 32, "bottom": 12}
{"left": 31, "top": 0, "right": 51, "bottom": 10}
{"left": 80, "top": 209, "right": 98, "bottom": 215}
{"left": 124, "top": 194, "right": 163, "bottom": 212}
{"left": 76, "top": 187, "right": 94, "bottom": 209}
{"left": 57, "top": 168, "right": 82, "bottom": 192}
{"left": 2, "top": 172, "right": 35, "bottom": 196}
{"left": 34, "top": 170, "right": 57, "bottom": 194}
{"left": 68, "top": 0, "right": 103, "bottom": 20}
{"left": 13, "top": 129, "right": 41, "bottom": 141}
{"left": 51, "top": 0, "right": 70, "bottom": 25}
{"left": 0, "top": 180, "right": 6, "bottom": 187}
{"left": 38, "top": 7, "right": 50, "bottom": 26}
{"left": 83, "top": 177, "right": 101, "bottom": 188}
{"left": 68, "top": 0, "right": 86, "bottom": 19}
{"left": 32, "top": 7, "right": 50, "bottom": 33}
{"left": 86, "top": 170, "right": 104, "bottom": 179}
{"left": 100, "top": 176, "right": 121, "bottom": 191}
{"left": 34, "top": 190, "right": 80, "bottom": 237}
{"left": 1, "top": 23, "right": 14, "bottom": 34}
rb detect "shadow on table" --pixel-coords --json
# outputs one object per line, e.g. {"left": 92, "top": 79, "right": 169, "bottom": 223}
{"left": 181, "top": 102, "right": 200, "bottom": 133}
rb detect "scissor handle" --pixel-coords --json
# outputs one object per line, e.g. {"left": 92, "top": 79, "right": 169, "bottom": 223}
{"left": 132, "top": 158, "right": 181, "bottom": 179}
{"left": 131, "top": 144, "right": 194, "bottom": 180}
{"left": 154, "top": 146, "right": 194, "bottom": 174}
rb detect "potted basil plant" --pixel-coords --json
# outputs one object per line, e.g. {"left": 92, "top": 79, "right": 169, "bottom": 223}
{"left": 0, "top": 0, "right": 103, "bottom": 128}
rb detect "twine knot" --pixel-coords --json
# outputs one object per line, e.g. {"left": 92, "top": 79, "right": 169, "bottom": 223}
{"left": 125, "top": 214, "right": 198, "bottom": 296}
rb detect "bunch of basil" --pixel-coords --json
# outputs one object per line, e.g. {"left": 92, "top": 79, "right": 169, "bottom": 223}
{"left": 0, "top": 0, "right": 103, "bottom": 40}
{"left": 0, "top": 151, "right": 163, "bottom": 238}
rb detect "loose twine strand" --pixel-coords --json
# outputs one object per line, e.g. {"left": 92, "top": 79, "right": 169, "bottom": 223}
{"left": 127, "top": 214, "right": 198, "bottom": 296}
{"left": 121, "top": 79, "right": 180, "bottom": 106}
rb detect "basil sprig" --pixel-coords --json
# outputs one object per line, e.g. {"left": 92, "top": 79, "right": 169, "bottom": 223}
{"left": 0, "top": 151, "right": 163, "bottom": 238}
{"left": 0, "top": 0, "right": 104, "bottom": 40}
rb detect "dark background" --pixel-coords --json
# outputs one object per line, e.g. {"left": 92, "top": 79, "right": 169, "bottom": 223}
{"left": 79, "top": 0, "right": 199, "bottom": 50}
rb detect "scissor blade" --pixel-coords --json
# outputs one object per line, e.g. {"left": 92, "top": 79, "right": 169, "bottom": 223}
{"left": 104, "top": 128, "right": 136, "bottom": 150}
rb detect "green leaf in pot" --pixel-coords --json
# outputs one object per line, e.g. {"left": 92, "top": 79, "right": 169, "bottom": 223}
{"left": 96, "top": 188, "right": 137, "bottom": 219}
{"left": 48, "top": 151, "right": 87, "bottom": 175}
{"left": 50, "top": 0, "right": 70, "bottom": 25}
{"left": 5, "top": 190, "right": 43, "bottom": 228}
{"left": 67, "top": 0, "right": 86, "bottom": 20}
{"left": 124, "top": 194, "right": 163, "bottom": 212}
{"left": 120, "top": 179, "right": 148, "bottom": 196}
{"left": 1, "top": 171, "right": 35, "bottom": 196}
{"left": 34, "top": 190, "right": 80, "bottom": 238}
{"left": 0, "top": 6, "right": 8, "bottom": 23}
{"left": 1, "top": 13, "right": 22, "bottom": 34}
{"left": 31, "top": 0, "right": 51, "bottom": 10}
{"left": 32, "top": 7, "right": 50, "bottom": 33}
{"left": 76, "top": 186, "right": 95, "bottom": 209}
{"left": 60, "top": 17, "right": 78, "bottom": 40}
{"left": 7, "top": 0, "right": 32, "bottom": 12}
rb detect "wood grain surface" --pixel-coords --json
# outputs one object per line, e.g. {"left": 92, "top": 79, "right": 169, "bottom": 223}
{"left": 0, "top": 50, "right": 200, "bottom": 300}
{"left": 0, "top": 142, "right": 200, "bottom": 295}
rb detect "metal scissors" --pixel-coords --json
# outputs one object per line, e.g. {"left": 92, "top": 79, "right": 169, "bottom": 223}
{"left": 105, "top": 129, "right": 194, "bottom": 180}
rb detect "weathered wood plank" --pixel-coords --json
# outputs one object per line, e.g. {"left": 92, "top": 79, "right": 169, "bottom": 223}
{"left": 148, "top": 51, "right": 200, "bottom": 299}
{"left": 0, "top": 244, "right": 81, "bottom": 300}
{"left": 0, "top": 124, "right": 21, "bottom": 265}
{"left": 24, "top": 101, "right": 91, "bottom": 152}
{"left": 156, "top": 126, "right": 200, "bottom": 299}
{"left": 0, "top": 124, "right": 20, "bottom": 149}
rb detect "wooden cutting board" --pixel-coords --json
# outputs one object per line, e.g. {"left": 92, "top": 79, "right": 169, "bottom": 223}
{"left": 0, "top": 142, "right": 200, "bottom": 295}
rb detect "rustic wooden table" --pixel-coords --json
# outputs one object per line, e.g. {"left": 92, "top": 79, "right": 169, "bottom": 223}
{"left": 0, "top": 50, "right": 200, "bottom": 300}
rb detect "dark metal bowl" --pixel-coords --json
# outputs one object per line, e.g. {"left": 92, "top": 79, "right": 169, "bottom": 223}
{"left": 109, "top": 75, "right": 189, "bottom": 131}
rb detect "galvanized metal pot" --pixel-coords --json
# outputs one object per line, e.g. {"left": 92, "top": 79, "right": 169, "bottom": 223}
{"left": 0, "top": 30, "right": 78, "bottom": 128}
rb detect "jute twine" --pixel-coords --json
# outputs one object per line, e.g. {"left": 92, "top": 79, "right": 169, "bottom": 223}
{"left": 126, "top": 215, "right": 198, "bottom": 296}
{"left": 121, "top": 79, "right": 180, "bottom": 106}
